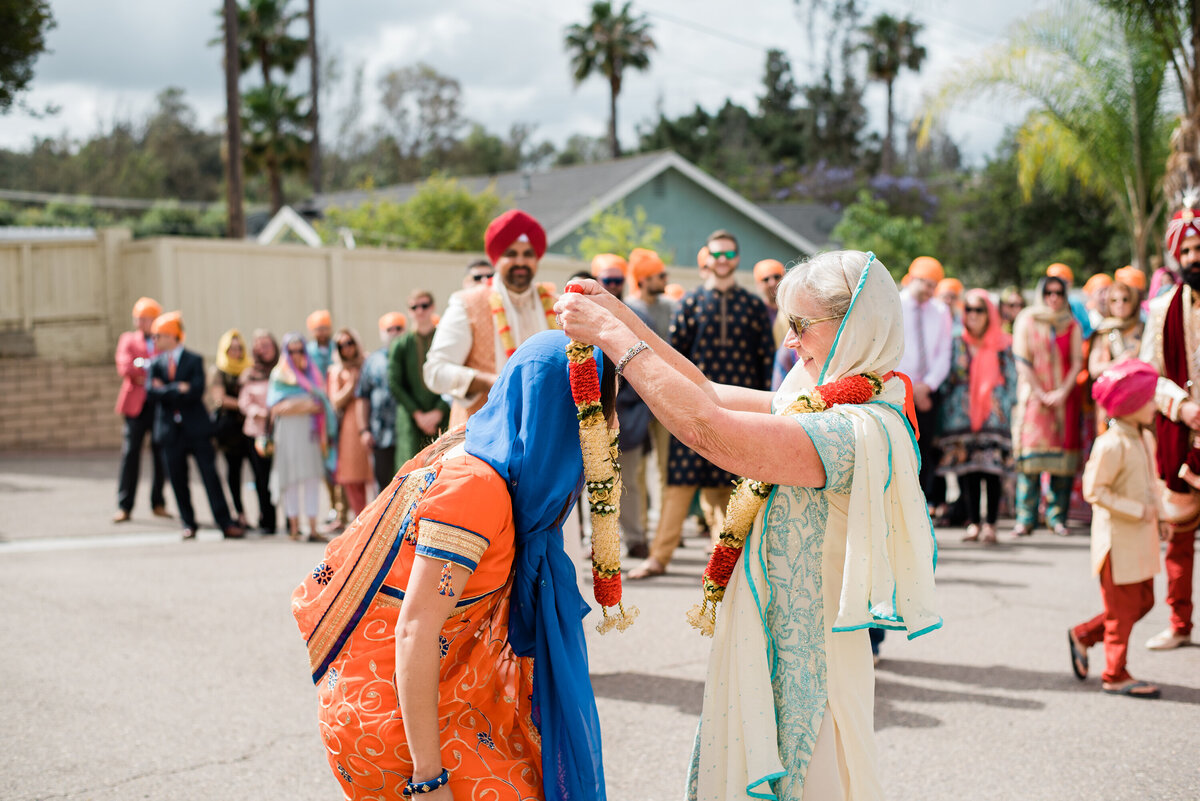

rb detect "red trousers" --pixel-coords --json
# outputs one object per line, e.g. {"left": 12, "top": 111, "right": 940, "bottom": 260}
{"left": 1165, "top": 528, "right": 1195, "bottom": 636}
{"left": 1073, "top": 556, "right": 1155, "bottom": 684}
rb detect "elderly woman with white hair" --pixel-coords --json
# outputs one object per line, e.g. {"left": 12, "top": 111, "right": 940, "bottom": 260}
{"left": 556, "top": 251, "right": 940, "bottom": 801}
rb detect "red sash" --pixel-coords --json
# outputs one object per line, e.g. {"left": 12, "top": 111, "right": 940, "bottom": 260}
{"left": 1155, "top": 286, "right": 1196, "bottom": 491}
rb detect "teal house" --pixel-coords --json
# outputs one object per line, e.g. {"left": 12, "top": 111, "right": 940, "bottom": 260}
{"left": 313, "top": 150, "right": 819, "bottom": 268}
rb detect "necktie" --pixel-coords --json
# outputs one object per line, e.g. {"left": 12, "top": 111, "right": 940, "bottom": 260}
{"left": 168, "top": 355, "right": 176, "bottom": 381}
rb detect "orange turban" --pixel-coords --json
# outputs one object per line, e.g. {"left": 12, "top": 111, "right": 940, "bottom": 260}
{"left": 697, "top": 247, "right": 710, "bottom": 268}
{"left": 936, "top": 277, "right": 963, "bottom": 296}
{"left": 590, "top": 253, "right": 628, "bottom": 277}
{"left": 379, "top": 312, "right": 407, "bottom": 331}
{"left": 907, "top": 256, "right": 944, "bottom": 283}
{"left": 753, "top": 259, "right": 785, "bottom": 281}
{"left": 664, "top": 283, "right": 685, "bottom": 300}
{"left": 307, "top": 310, "right": 331, "bottom": 330}
{"left": 132, "top": 297, "right": 162, "bottom": 319}
{"left": 1114, "top": 265, "right": 1147, "bottom": 292}
{"left": 151, "top": 311, "right": 184, "bottom": 341}
{"left": 629, "top": 248, "right": 665, "bottom": 283}
{"left": 1046, "top": 263, "right": 1074, "bottom": 284}
{"left": 1082, "top": 274, "right": 1112, "bottom": 295}
{"left": 484, "top": 209, "right": 546, "bottom": 265}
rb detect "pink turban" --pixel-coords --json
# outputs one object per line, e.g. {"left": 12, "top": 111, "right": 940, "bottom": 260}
{"left": 1092, "top": 359, "right": 1158, "bottom": 418}
{"left": 484, "top": 209, "right": 546, "bottom": 265}
{"left": 1166, "top": 207, "right": 1200, "bottom": 262}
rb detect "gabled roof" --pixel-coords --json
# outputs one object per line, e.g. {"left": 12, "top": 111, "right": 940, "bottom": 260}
{"left": 312, "top": 150, "right": 819, "bottom": 256}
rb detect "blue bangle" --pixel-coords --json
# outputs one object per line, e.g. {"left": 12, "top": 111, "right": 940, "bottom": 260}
{"left": 403, "top": 768, "right": 449, "bottom": 796}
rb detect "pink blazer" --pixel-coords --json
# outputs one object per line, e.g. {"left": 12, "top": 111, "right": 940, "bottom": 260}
{"left": 114, "top": 331, "right": 153, "bottom": 417}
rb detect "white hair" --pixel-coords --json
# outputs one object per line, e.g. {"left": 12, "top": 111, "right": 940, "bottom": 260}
{"left": 776, "top": 250, "right": 882, "bottom": 319}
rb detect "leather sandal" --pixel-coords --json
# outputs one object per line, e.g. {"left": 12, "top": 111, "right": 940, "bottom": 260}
{"left": 628, "top": 557, "right": 666, "bottom": 580}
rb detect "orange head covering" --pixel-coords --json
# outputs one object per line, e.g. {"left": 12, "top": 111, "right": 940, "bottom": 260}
{"left": 664, "top": 283, "right": 685, "bottom": 300}
{"left": 697, "top": 247, "right": 710, "bottom": 268}
{"left": 132, "top": 297, "right": 162, "bottom": 319}
{"left": 936, "top": 277, "right": 963, "bottom": 296}
{"left": 484, "top": 209, "right": 546, "bottom": 265}
{"left": 907, "top": 256, "right": 944, "bottom": 283}
{"left": 753, "top": 259, "right": 785, "bottom": 282}
{"left": 1114, "top": 265, "right": 1146, "bottom": 292}
{"left": 1046, "top": 263, "right": 1074, "bottom": 284}
{"left": 379, "top": 312, "right": 407, "bottom": 331}
{"left": 590, "top": 253, "right": 628, "bottom": 277}
{"left": 306, "top": 309, "right": 331, "bottom": 331}
{"left": 629, "top": 248, "right": 665, "bottom": 283}
{"left": 151, "top": 311, "right": 184, "bottom": 341}
{"left": 1082, "top": 273, "right": 1113, "bottom": 295}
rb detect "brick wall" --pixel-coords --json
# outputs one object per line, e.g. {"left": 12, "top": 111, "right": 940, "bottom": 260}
{"left": 0, "top": 359, "right": 123, "bottom": 451}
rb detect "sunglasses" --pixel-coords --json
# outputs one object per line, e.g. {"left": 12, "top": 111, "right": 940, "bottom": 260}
{"left": 788, "top": 314, "right": 844, "bottom": 338}
{"left": 759, "top": 274, "right": 783, "bottom": 283}
{"left": 410, "top": 301, "right": 433, "bottom": 311}
{"left": 337, "top": 341, "right": 355, "bottom": 349}
{"left": 709, "top": 249, "right": 738, "bottom": 261}
{"left": 287, "top": 347, "right": 305, "bottom": 355}
{"left": 386, "top": 325, "right": 404, "bottom": 333}
{"left": 600, "top": 276, "right": 625, "bottom": 287}
{"left": 471, "top": 273, "right": 495, "bottom": 283}
{"left": 1043, "top": 289, "right": 1065, "bottom": 297}
{"left": 964, "top": 306, "right": 988, "bottom": 315}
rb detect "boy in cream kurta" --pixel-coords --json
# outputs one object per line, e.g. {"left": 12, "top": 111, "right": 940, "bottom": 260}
{"left": 1069, "top": 359, "right": 1163, "bottom": 698}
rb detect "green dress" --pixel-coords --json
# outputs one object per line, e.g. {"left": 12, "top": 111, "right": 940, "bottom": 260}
{"left": 387, "top": 329, "right": 450, "bottom": 469}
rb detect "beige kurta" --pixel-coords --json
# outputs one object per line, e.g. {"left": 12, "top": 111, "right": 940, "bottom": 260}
{"left": 1081, "top": 419, "right": 1162, "bottom": 584}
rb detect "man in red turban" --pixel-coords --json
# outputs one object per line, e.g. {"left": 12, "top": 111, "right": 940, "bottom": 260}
{"left": 1140, "top": 206, "right": 1200, "bottom": 650}
{"left": 425, "top": 209, "right": 558, "bottom": 426}
{"left": 112, "top": 297, "right": 170, "bottom": 523}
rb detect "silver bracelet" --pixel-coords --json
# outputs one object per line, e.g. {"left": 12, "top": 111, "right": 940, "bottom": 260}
{"left": 615, "top": 340, "right": 650, "bottom": 376}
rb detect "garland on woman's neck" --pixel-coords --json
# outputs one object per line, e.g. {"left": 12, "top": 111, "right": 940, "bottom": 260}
{"left": 565, "top": 295, "right": 638, "bottom": 633}
{"left": 686, "top": 371, "right": 885, "bottom": 636}
{"left": 489, "top": 284, "right": 559, "bottom": 358}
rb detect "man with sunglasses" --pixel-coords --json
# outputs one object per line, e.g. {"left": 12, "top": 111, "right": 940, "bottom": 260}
{"left": 425, "top": 210, "right": 558, "bottom": 427}
{"left": 753, "top": 258, "right": 789, "bottom": 348}
{"left": 897, "top": 256, "right": 954, "bottom": 518}
{"left": 462, "top": 258, "right": 495, "bottom": 290}
{"left": 390, "top": 290, "right": 452, "bottom": 471}
{"left": 1138, "top": 205, "right": 1200, "bottom": 650}
{"left": 629, "top": 230, "right": 775, "bottom": 579}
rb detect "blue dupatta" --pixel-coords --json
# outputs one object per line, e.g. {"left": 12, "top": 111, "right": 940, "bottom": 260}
{"left": 464, "top": 329, "right": 607, "bottom": 801}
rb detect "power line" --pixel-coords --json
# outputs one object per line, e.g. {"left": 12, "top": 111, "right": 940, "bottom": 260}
{"left": 643, "top": 9, "right": 774, "bottom": 52}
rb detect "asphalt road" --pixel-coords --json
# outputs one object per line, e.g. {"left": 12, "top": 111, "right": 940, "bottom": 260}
{"left": 2, "top": 450, "right": 1198, "bottom": 801}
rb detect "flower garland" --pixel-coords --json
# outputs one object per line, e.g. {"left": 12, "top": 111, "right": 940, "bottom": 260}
{"left": 489, "top": 284, "right": 559, "bottom": 358}
{"left": 686, "top": 372, "right": 886, "bottom": 636}
{"left": 564, "top": 288, "right": 638, "bottom": 634}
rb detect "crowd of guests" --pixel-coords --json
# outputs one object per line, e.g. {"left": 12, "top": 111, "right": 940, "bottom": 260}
{"left": 111, "top": 294, "right": 450, "bottom": 542}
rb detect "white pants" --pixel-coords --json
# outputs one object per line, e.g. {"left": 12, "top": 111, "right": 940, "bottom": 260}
{"left": 282, "top": 478, "right": 321, "bottom": 518}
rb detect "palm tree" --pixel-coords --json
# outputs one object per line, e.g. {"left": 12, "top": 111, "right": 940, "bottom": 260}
{"left": 221, "top": 0, "right": 245, "bottom": 238}
{"left": 918, "top": 0, "right": 1173, "bottom": 272}
{"left": 234, "top": 0, "right": 308, "bottom": 213}
{"left": 860, "top": 13, "right": 926, "bottom": 174}
{"left": 565, "top": 1, "right": 655, "bottom": 159}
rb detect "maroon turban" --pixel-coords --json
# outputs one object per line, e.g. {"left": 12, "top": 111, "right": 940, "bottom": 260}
{"left": 1092, "top": 358, "right": 1157, "bottom": 418}
{"left": 484, "top": 209, "right": 547, "bottom": 265}
{"left": 1166, "top": 207, "right": 1200, "bottom": 262}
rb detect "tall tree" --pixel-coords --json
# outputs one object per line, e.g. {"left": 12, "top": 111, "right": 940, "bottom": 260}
{"left": 1095, "top": 2, "right": 1200, "bottom": 207}
{"left": 221, "top": 0, "right": 246, "bottom": 237}
{"left": 0, "top": 0, "right": 55, "bottom": 114}
{"left": 306, "top": 0, "right": 321, "bottom": 194}
{"left": 919, "top": 0, "right": 1172, "bottom": 271}
{"left": 231, "top": 0, "right": 309, "bottom": 213}
{"left": 860, "top": 13, "right": 926, "bottom": 174}
{"left": 756, "top": 49, "right": 806, "bottom": 163}
{"left": 378, "top": 62, "right": 465, "bottom": 177}
{"left": 564, "top": 1, "right": 655, "bottom": 159}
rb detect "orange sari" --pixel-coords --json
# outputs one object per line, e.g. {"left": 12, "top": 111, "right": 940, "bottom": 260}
{"left": 292, "top": 448, "right": 542, "bottom": 800}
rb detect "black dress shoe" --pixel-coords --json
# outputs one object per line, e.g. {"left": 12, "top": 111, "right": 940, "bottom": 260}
{"left": 222, "top": 525, "right": 245, "bottom": 539}
{"left": 627, "top": 542, "right": 650, "bottom": 559}
{"left": 182, "top": 528, "right": 198, "bottom": 540}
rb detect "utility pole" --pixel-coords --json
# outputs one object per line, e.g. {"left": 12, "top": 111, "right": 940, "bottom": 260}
{"left": 223, "top": 0, "right": 246, "bottom": 238}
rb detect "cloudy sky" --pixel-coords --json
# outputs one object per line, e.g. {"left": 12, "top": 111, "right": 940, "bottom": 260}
{"left": 5, "top": 0, "right": 1047, "bottom": 166}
